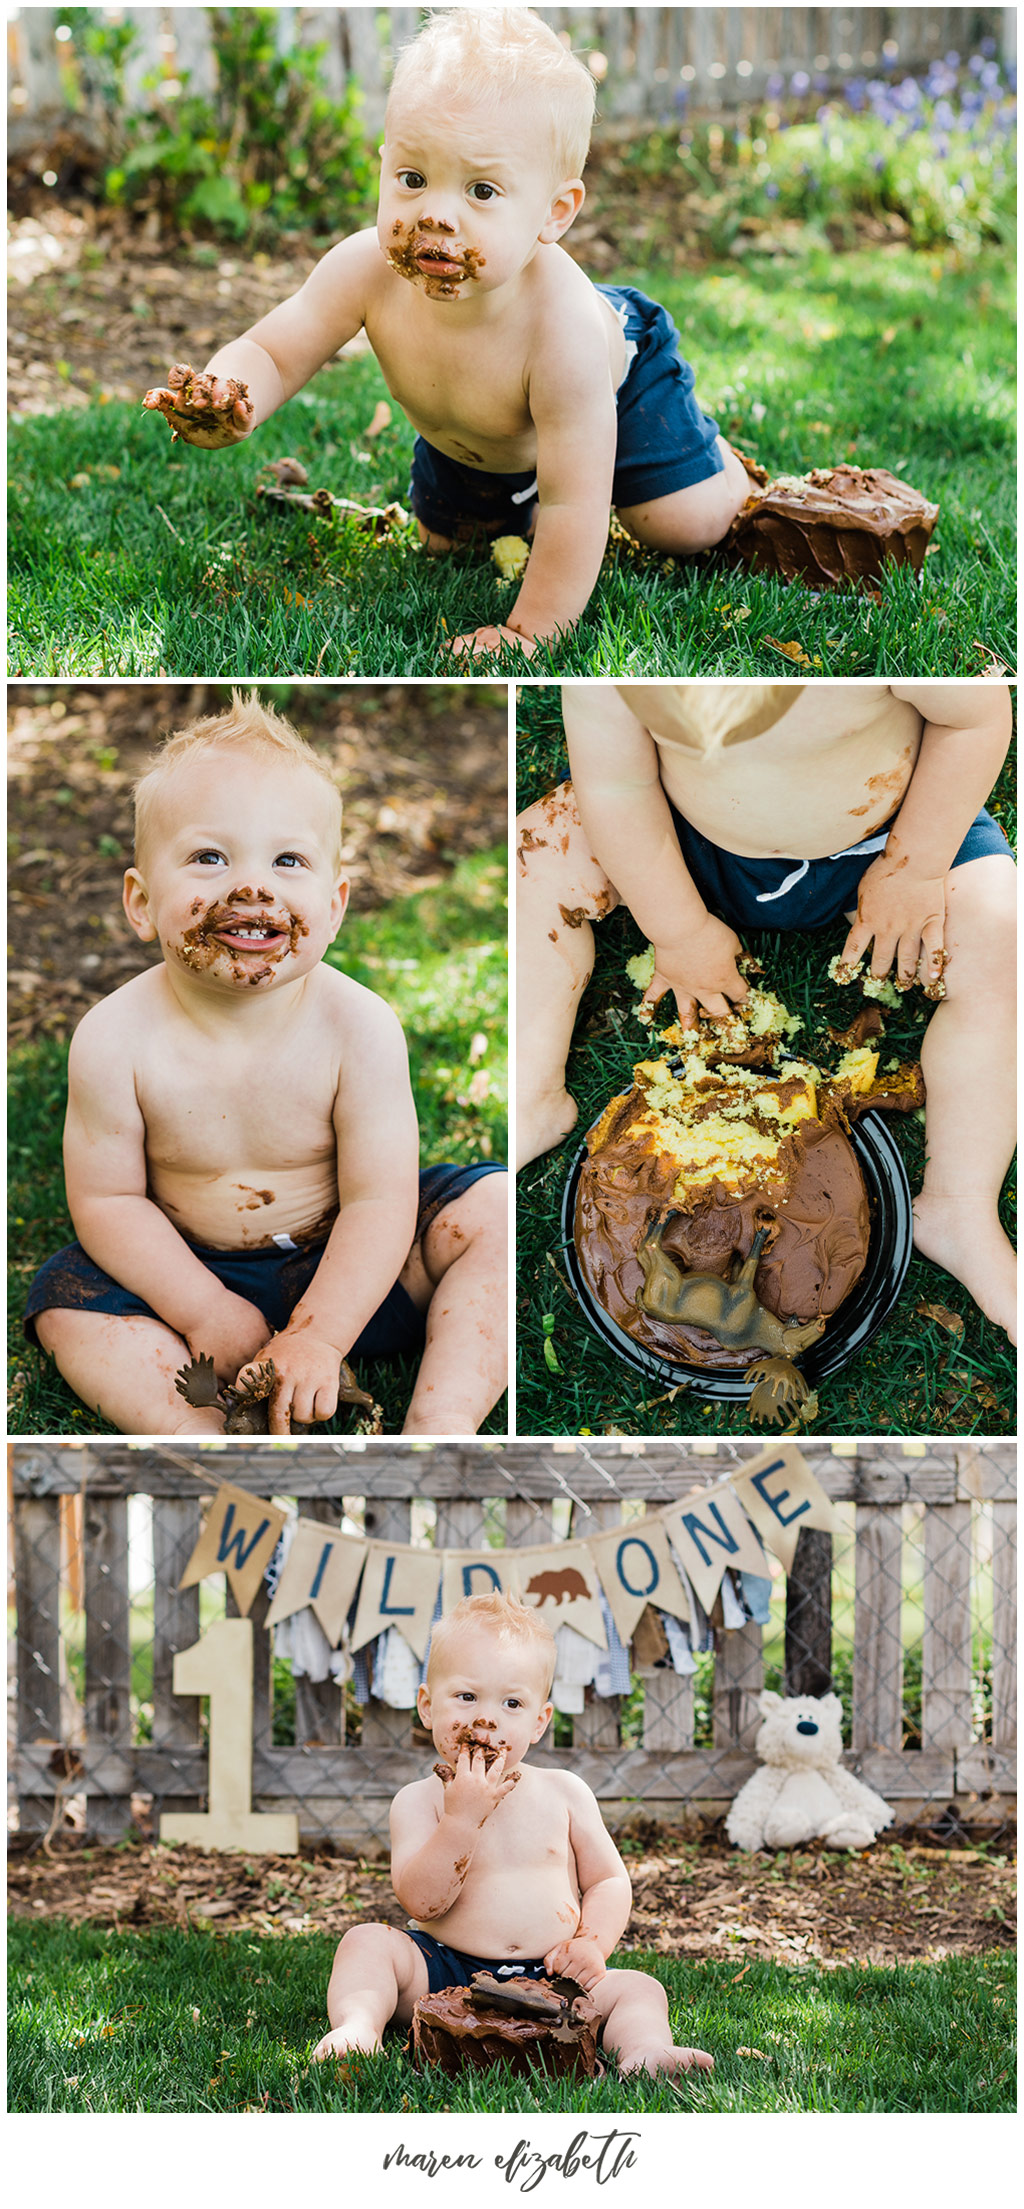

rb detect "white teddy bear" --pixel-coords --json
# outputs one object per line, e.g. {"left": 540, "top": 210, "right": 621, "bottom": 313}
{"left": 726, "top": 1690, "right": 894, "bottom": 1852}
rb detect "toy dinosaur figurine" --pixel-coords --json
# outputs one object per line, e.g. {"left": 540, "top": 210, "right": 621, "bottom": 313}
{"left": 637, "top": 1222, "right": 826, "bottom": 1356}
{"left": 174, "top": 1352, "right": 383, "bottom": 1434}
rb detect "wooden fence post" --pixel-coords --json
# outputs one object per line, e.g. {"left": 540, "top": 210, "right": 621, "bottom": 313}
{"left": 852, "top": 1504, "right": 904, "bottom": 1752}
{"left": 151, "top": 1496, "right": 203, "bottom": 1817}
{"left": 921, "top": 1503, "right": 973, "bottom": 1747}
{"left": 82, "top": 1493, "right": 133, "bottom": 1838}
{"left": 785, "top": 1527, "right": 833, "bottom": 1696}
{"left": 14, "top": 1496, "right": 64, "bottom": 1837}
{"left": 361, "top": 1498, "right": 414, "bottom": 1750}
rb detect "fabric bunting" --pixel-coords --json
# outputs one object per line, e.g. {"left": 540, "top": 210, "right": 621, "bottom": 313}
{"left": 178, "top": 1446, "right": 836, "bottom": 1660}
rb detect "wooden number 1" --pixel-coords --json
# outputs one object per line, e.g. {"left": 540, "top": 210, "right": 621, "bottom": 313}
{"left": 159, "top": 1618, "right": 298, "bottom": 1853}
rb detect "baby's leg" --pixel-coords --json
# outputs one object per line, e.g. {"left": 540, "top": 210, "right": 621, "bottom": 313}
{"left": 908, "top": 853, "right": 1017, "bottom": 1339}
{"left": 615, "top": 437, "right": 750, "bottom": 556}
{"left": 33, "top": 1310, "right": 224, "bottom": 1435}
{"left": 590, "top": 1966, "right": 714, "bottom": 2078}
{"left": 312, "top": 1923, "right": 430, "bottom": 2060}
{"left": 398, "top": 1171, "right": 508, "bottom": 1435}
{"left": 516, "top": 784, "right": 621, "bottom": 1169}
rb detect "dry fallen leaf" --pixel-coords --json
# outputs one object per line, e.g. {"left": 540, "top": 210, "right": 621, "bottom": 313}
{"left": 915, "top": 1301, "right": 965, "bottom": 1340}
{"left": 736, "top": 2046, "right": 769, "bottom": 2059}
{"left": 765, "top": 636, "right": 818, "bottom": 668}
{"left": 364, "top": 401, "right": 392, "bottom": 439}
{"left": 972, "top": 641, "right": 1011, "bottom": 678}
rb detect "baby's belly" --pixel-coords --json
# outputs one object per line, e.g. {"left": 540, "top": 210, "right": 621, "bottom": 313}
{"left": 658, "top": 744, "right": 919, "bottom": 860}
{"left": 420, "top": 1868, "right": 580, "bottom": 1962}
{"left": 147, "top": 1161, "right": 339, "bottom": 1252}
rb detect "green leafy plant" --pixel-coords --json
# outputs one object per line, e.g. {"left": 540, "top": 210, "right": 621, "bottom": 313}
{"left": 101, "top": 6, "right": 376, "bottom": 240}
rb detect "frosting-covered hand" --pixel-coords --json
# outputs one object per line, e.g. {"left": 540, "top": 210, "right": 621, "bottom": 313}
{"left": 838, "top": 849, "right": 946, "bottom": 992}
{"left": 542, "top": 1934, "right": 607, "bottom": 1992}
{"left": 438, "top": 1742, "right": 519, "bottom": 1825}
{"left": 645, "top": 913, "right": 749, "bottom": 1028}
{"left": 143, "top": 363, "right": 254, "bottom": 448}
{"left": 236, "top": 1327, "right": 344, "bottom": 1432}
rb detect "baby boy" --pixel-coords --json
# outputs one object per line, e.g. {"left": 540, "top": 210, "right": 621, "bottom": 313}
{"left": 313, "top": 1591, "right": 713, "bottom": 2077}
{"left": 143, "top": 7, "right": 749, "bottom": 660}
{"left": 517, "top": 680, "right": 1016, "bottom": 1340}
{"left": 25, "top": 694, "right": 507, "bottom": 1436}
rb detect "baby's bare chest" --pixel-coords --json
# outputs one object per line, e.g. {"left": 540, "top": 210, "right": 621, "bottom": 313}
{"left": 136, "top": 1040, "right": 338, "bottom": 1173}
{"left": 368, "top": 303, "right": 536, "bottom": 452}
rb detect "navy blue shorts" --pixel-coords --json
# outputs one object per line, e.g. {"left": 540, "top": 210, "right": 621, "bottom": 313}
{"left": 669, "top": 804, "right": 1012, "bottom": 934}
{"left": 24, "top": 1161, "right": 505, "bottom": 1351}
{"left": 408, "top": 284, "right": 722, "bottom": 538}
{"left": 404, "top": 1928, "right": 550, "bottom": 1996}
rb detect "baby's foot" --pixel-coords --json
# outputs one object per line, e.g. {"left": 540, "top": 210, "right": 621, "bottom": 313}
{"left": 143, "top": 363, "right": 254, "bottom": 448}
{"left": 311, "top": 2025, "right": 381, "bottom": 2062}
{"left": 912, "top": 1193, "right": 1017, "bottom": 1342}
{"left": 618, "top": 2042, "right": 714, "bottom": 2078}
{"left": 517, "top": 1086, "right": 579, "bottom": 1171}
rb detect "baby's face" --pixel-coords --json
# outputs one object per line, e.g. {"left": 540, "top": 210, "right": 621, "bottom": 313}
{"left": 418, "top": 1624, "right": 554, "bottom": 1771}
{"left": 379, "top": 87, "right": 579, "bottom": 302}
{"left": 124, "top": 748, "right": 348, "bottom": 994}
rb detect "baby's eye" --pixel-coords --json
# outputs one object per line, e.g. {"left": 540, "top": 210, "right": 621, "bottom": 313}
{"left": 504, "top": 1698, "right": 522, "bottom": 1710}
{"left": 191, "top": 849, "right": 226, "bottom": 867}
{"left": 274, "top": 852, "right": 306, "bottom": 869}
{"left": 455, "top": 1691, "right": 475, "bottom": 1702}
{"left": 469, "top": 182, "right": 498, "bottom": 202}
{"left": 397, "top": 168, "right": 426, "bottom": 191}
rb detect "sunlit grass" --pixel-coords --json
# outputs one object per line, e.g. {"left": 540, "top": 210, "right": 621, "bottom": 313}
{"left": 9, "top": 246, "right": 1013, "bottom": 677}
{"left": 7, "top": 1921, "right": 1014, "bottom": 2113}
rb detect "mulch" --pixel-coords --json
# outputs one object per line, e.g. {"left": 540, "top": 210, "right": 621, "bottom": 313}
{"left": 8, "top": 683, "right": 508, "bottom": 1047}
{"left": 7, "top": 1832, "right": 1015, "bottom": 1970}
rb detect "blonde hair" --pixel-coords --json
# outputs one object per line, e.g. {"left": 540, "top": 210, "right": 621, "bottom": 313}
{"left": 387, "top": 7, "right": 596, "bottom": 182}
{"left": 133, "top": 691, "right": 344, "bottom": 868}
{"left": 427, "top": 1591, "right": 556, "bottom": 1697}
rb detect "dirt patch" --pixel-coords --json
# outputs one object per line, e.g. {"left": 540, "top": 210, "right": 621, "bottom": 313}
{"left": 6, "top": 1832, "right": 1014, "bottom": 1968}
{"left": 7, "top": 682, "right": 507, "bottom": 1046}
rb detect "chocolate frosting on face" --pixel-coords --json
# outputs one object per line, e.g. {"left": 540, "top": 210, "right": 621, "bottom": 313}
{"left": 574, "top": 1091, "right": 871, "bottom": 1371}
{"left": 723, "top": 461, "right": 939, "bottom": 590}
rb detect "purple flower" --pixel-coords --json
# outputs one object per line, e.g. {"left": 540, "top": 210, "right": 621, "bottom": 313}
{"left": 765, "top": 72, "right": 785, "bottom": 100}
{"left": 843, "top": 76, "right": 868, "bottom": 111}
{"left": 968, "top": 53, "right": 985, "bottom": 75}
{"left": 932, "top": 98, "right": 955, "bottom": 130}
{"left": 764, "top": 180, "right": 780, "bottom": 199}
{"left": 893, "top": 76, "right": 922, "bottom": 111}
{"left": 981, "top": 36, "right": 997, "bottom": 57}
{"left": 791, "top": 70, "right": 810, "bottom": 95}
{"left": 871, "top": 152, "right": 885, "bottom": 172}
{"left": 980, "top": 61, "right": 1001, "bottom": 92}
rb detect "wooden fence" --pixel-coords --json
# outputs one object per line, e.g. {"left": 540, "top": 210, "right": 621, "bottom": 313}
{"left": 11, "top": 1441, "right": 1016, "bottom": 1846}
{"left": 9, "top": 6, "right": 1014, "bottom": 148}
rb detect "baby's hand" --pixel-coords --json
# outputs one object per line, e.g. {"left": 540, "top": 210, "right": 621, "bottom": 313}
{"left": 142, "top": 363, "right": 254, "bottom": 448}
{"left": 188, "top": 1293, "right": 270, "bottom": 1387}
{"left": 236, "top": 1327, "right": 343, "bottom": 1433}
{"left": 839, "top": 851, "right": 947, "bottom": 994}
{"left": 646, "top": 914, "right": 749, "bottom": 1029}
{"left": 542, "top": 1934, "right": 607, "bottom": 1993}
{"left": 440, "top": 1743, "right": 519, "bottom": 1826}
{"left": 448, "top": 624, "right": 537, "bottom": 661}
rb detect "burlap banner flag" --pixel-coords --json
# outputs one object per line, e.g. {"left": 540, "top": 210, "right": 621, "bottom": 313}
{"left": 351, "top": 1541, "right": 442, "bottom": 1661}
{"left": 441, "top": 1549, "right": 523, "bottom": 1611}
{"left": 661, "top": 1480, "right": 770, "bottom": 1615}
{"left": 265, "top": 1520, "right": 369, "bottom": 1645}
{"left": 586, "top": 1518, "right": 691, "bottom": 1644}
{"left": 179, "top": 1483, "right": 288, "bottom": 1617}
{"left": 508, "top": 1543, "right": 607, "bottom": 1649}
{"left": 728, "top": 1442, "right": 838, "bottom": 1572}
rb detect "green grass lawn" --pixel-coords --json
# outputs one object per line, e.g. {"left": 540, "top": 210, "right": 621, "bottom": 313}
{"left": 8, "top": 244, "right": 1014, "bottom": 677}
{"left": 8, "top": 847, "right": 508, "bottom": 1438}
{"left": 6, "top": 1919, "right": 1014, "bottom": 2113}
{"left": 516, "top": 695, "right": 1015, "bottom": 1438}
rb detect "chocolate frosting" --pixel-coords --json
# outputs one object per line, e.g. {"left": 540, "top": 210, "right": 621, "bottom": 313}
{"left": 574, "top": 1091, "right": 871, "bottom": 1371}
{"left": 411, "top": 1984, "right": 599, "bottom": 2079}
{"left": 723, "top": 461, "right": 939, "bottom": 589}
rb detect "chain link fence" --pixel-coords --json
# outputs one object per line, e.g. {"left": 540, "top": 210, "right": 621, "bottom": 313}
{"left": 10, "top": 1439, "right": 1016, "bottom": 1849}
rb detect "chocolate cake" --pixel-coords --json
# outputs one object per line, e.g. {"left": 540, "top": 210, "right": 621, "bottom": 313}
{"left": 574, "top": 990, "right": 922, "bottom": 1373}
{"left": 410, "top": 1976, "right": 600, "bottom": 2080}
{"left": 723, "top": 455, "right": 939, "bottom": 591}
